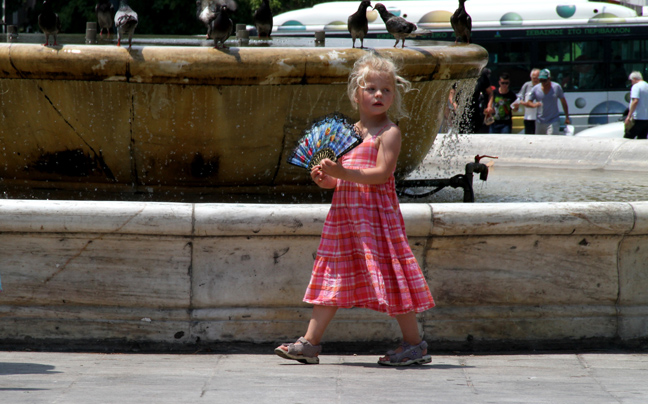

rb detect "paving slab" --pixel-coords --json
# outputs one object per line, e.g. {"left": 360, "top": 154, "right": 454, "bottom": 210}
{"left": 1, "top": 351, "right": 647, "bottom": 404}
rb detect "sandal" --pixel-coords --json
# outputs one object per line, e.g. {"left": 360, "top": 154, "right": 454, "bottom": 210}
{"left": 377, "top": 340, "right": 432, "bottom": 366}
{"left": 274, "top": 337, "right": 321, "bottom": 364}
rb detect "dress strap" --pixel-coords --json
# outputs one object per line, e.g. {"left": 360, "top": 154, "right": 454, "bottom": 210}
{"left": 355, "top": 122, "right": 394, "bottom": 141}
{"left": 374, "top": 123, "right": 394, "bottom": 137}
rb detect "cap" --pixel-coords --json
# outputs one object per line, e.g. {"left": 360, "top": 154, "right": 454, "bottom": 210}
{"left": 538, "top": 69, "right": 551, "bottom": 79}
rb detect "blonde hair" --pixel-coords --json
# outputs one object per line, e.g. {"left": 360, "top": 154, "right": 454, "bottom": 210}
{"left": 347, "top": 53, "right": 413, "bottom": 119}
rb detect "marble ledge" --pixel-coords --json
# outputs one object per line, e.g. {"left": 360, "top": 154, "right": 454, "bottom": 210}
{"left": 0, "top": 200, "right": 646, "bottom": 237}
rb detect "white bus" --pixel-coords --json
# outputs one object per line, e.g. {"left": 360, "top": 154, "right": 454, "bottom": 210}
{"left": 273, "top": 0, "right": 648, "bottom": 133}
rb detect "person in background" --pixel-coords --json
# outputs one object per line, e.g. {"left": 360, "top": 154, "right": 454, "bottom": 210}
{"left": 441, "top": 83, "right": 458, "bottom": 133}
{"left": 528, "top": 69, "right": 570, "bottom": 135}
{"left": 489, "top": 72, "right": 519, "bottom": 133}
{"left": 465, "top": 68, "right": 494, "bottom": 134}
{"left": 624, "top": 71, "right": 648, "bottom": 140}
{"left": 518, "top": 68, "right": 541, "bottom": 134}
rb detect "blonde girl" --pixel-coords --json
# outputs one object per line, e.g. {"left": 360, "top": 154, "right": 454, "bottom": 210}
{"left": 275, "top": 53, "right": 435, "bottom": 366}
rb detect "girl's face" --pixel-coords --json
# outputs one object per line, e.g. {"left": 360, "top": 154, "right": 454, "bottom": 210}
{"left": 355, "top": 72, "right": 395, "bottom": 117}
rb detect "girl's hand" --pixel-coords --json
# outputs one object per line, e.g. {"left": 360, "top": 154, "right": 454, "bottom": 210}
{"left": 311, "top": 165, "right": 337, "bottom": 189}
{"left": 319, "top": 158, "right": 346, "bottom": 179}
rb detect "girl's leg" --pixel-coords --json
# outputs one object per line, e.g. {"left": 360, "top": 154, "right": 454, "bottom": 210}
{"left": 276, "top": 304, "right": 338, "bottom": 355}
{"left": 396, "top": 311, "right": 422, "bottom": 346}
{"left": 380, "top": 311, "right": 427, "bottom": 362}
{"left": 304, "top": 305, "right": 338, "bottom": 345}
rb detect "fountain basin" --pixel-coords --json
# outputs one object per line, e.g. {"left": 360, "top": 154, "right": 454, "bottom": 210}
{"left": 0, "top": 200, "right": 646, "bottom": 350}
{"left": 1, "top": 136, "right": 646, "bottom": 351}
{"left": 0, "top": 43, "right": 486, "bottom": 194}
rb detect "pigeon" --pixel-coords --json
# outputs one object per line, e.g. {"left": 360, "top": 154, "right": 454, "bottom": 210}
{"left": 38, "top": 0, "right": 61, "bottom": 47}
{"left": 253, "top": 0, "right": 273, "bottom": 39}
{"left": 347, "top": 0, "right": 371, "bottom": 49}
{"left": 211, "top": 4, "right": 233, "bottom": 49}
{"left": 197, "top": 0, "right": 216, "bottom": 39}
{"left": 96, "top": 0, "right": 115, "bottom": 38}
{"left": 373, "top": 3, "right": 417, "bottom": 48}
{"left": 450, "top": 0, "right": 471, "bottom": 44}
{"left": 114, "top": 0, "right": 138, "bottom": 50}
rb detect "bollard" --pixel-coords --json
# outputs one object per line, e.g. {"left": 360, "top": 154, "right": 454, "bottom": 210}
{"left": 235, "top": 24, "right": 246, "bottom": 33}
{"left": 314, "top": 30, "right": 325, "bottom": 45}
{"left": 7, "top": 25, "right": 18, "bottom": 42}
{"left": 237, "top": 29, "right": 249, "bottom": 46}
{"left": 86, "top": 22, "right": 97, "bottom": 44}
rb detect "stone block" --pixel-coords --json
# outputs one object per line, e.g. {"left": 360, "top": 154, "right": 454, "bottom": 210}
{"left": 426, "top": 235, "right": 619, "bottom": 307}
{"left": 0, "top": 306, "right": 191, "bottom": 343}
{"left": 618, "top": 235, "right": 648, "bottom": 306}
{"left": 194, "top": 204, "right": 328, "bottom": 236}
{"left": 0, "top": 200, "right": 193, "bottom": 235}
{"left": 0, "top": 234, "right": 191, "bottom": 309}
{"left": 431, "top": 202, "right": 635, "bottom": 236}
{"left": 190, "top": 307, "right": 401, "bottom": 343}
{"left": 423, "top": 305, "right": 617, "bottom": 342}
{"left": 629, "top": 202, "right": 648, "bottom": 235}
{"left": 191, "top": 236, "right": 319, "bottom": 308}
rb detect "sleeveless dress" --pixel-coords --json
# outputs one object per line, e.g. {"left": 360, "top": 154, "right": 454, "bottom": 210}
{"left": 303, "top": 131, "right": 435, "bottom": 317}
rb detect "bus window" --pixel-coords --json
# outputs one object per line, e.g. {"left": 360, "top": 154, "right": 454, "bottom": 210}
{"left": 543, "top": 63, "right": 604, "bottom": 91}
{"left": 544, "top": 65, "right": 575, "bottom": 90}
{"left": 569, "top": 42, "right": 604, "bottom": 90}
{"left": 609, "top": 61, "right": 628, "bottom": 90}
{"left": 572, "top": 41, "right": 603, "bottom": 61}
{"left": 610, "top": 40, "right": 648, "bottom": 89}
{"left": 612, "top": 39, "right": 645, "bottom": 60}
{"left": 573, "top": 63, "right": 605, "bottom": 90}
{"left": 622, "top": 63, "right": 648, "bottom": 81}
{"left": 539, "top": 41, "right": 571, "bottom": 62}
{"left": 487, "top": 42, "right": 530, "bottom": 65}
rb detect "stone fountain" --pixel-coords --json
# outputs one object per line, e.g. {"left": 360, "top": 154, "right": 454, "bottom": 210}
{"left": 0, "top": 42, "right": 484, "bottom": 198}
{"left": 1, "top": 39, "right": 647, "bottom": 352}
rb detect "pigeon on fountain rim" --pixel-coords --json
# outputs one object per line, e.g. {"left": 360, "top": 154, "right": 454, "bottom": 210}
{"left": 38, "top": 0, "right": 61, "bottom": 47}
{"left": 347, "top": 0, "right": 372, "bottom": 49}
{"left": 114, "top": 0, "right": 138, "bottom": 50}
{"left": 373, "top": 3, "right": 418, "bottom": 48}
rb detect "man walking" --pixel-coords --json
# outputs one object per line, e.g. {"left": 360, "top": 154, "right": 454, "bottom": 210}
{"left": 489, "top": 72, "right": 519, "bottom": 133}
{"left": 528, "top": 69, "right": 570, "bottom": 135}
{"left": 518, "top": 68, "right": 540, "bottom": 134}
{"left": 625, "top": 71, "right": 648, "bottom": 140}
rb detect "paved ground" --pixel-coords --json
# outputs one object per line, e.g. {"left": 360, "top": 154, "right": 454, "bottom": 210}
{"left": 1, "top": 351, "right": 647, "bottom": 403}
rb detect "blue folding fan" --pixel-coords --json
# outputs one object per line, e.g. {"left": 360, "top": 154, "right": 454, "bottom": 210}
{"left": 287, "top": 113, "right": 363, "bottom": 170}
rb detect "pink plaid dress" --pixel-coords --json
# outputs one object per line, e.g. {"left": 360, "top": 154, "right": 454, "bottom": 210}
{"left": 303, "top": 133, "right": 435, "bottom": 316}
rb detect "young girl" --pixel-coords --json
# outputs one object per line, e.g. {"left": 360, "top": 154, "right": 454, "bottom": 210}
{"left": 275, "top": 53, "right": 435, "bottom": 366}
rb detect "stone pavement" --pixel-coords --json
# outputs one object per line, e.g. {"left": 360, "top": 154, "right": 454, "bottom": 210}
{"left": 1, "top": 351, "right": 647, "bottom": 403}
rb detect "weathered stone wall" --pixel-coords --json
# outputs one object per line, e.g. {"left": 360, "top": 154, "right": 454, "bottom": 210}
{"left": 0, "top": 43, "right": 487, "bottom": 192}
{"left": 1, "top": 200, "right": 646, "bottom": 349}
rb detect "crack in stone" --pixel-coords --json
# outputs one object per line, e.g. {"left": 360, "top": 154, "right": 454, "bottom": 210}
{"left": 44, "top": 207, "right": 145, "bottom": 283}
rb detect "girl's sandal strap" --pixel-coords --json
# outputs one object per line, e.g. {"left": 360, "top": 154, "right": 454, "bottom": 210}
{"left": 378, "top": 341, "right": 431, "bottom": 367}
{"left": 274, "top": 337, "right": 322, "bottom": 364}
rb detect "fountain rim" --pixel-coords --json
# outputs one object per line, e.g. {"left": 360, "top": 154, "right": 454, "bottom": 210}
{"left": 0, "top": 42, "right": 488, "bottom": 86}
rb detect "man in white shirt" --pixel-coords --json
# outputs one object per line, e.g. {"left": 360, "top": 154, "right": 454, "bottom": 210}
{"left": 625, "top": 71, "right": 648, "bottom": 140}
{"left": 518, "top": 68, "right": 540, "bottom": 134}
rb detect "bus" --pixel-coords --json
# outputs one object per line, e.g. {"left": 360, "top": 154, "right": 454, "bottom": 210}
{"left": 272, "top": 0, "right": 648, "bottom": 133}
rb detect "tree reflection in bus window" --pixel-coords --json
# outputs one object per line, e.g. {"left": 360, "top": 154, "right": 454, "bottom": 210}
{"left": 487, "top": 42, "right": 530, "bottom": 64}
{"left": 573, "top": 41, "right": 603, "bottom": 61}
{"left": 539, "top": 41, "right": 571, "bottom": 62}
{"left": 613, "top": 39, "right": 645, "bottom": 60}
{"left": 610, "top": 40, "right": 647, "bottom": 89}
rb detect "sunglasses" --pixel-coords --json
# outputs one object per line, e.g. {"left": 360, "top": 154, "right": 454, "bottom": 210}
{"left": 500, "top": 81, "right": 510, "bottom": 85}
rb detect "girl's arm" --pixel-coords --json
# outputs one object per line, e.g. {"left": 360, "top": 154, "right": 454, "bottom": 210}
{"left": 318, "top": 125, "right": 401, "bottom": 185}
